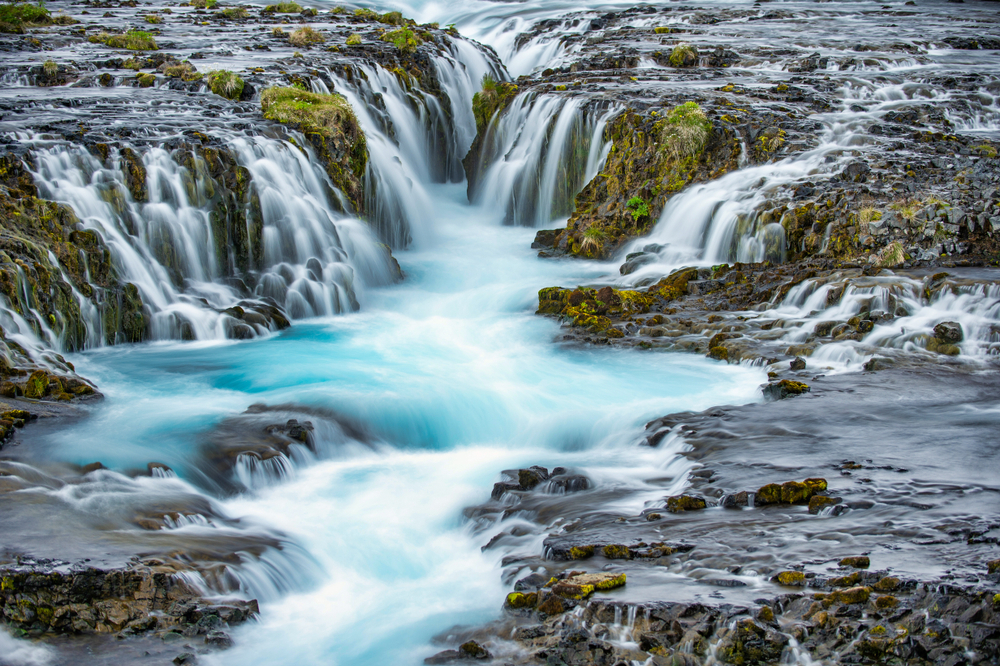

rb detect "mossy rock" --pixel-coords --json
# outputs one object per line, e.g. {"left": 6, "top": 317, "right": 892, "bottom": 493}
{"left": 23, "top": 370, "right": 48, "bottom": 399}
{"left": 535, "top": 593, "right": 566, "bottom": 616}
{"left": 762, "top": 379, "right": 810, "bottom": 400}
{"left": 989, "top": 559, "right": 1000, "bottom": 574}
{"left": 666, "top": 495, "right": 707, "bottom": 512}
{"left": 808, "top": 495, "right": 841, "bottom": 514}
{"left": 829, "top": 572, "right": 861, "bottom": 587}
{"left": 873, "top": 576, "right": 900, "bottom": 592}
{"left": 874, "top": 595, "right": 898, "bottom": 610}
{"left": 261, "top": 87, "right": 367, "bottom": 212}
{"left": 826, "top": 586, "right": 872, "bottom": 606}
{"left": 602, "top": 544, "right": 633, "bottom": 560}
{"left": 504, "top": 591, "right": 537, "bottom": 610}
{"left": 568, "top": 545, "right": 595, "bottom": 560}
{"left": 773, "top": 571, "right": 806, "bottom": 587}
{"left": 839, "top": 556, "right": 870, "bottom": 569}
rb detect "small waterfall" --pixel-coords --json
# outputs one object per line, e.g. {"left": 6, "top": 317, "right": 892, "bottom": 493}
{"left": 27, "top": 132, "right": 396, "bottom": 343}
{"left": 468, "top": 93, "right": 618, "bottom": 227}
{"left": 323, "top": 42, "right": 501, "bottom": 248}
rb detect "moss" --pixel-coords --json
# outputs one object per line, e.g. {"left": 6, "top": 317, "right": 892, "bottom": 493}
{"left": 218, "top": 7, "right": 247, "bottom": 19}
{"left": 972, "top": 144, "right": 998, "bottom": 158}
{"left": 206, "top": 70, "right": 244, "bottom": 100}
{"left": 378, "top": 10, "right": 406, "bottom": 25}
{"left": 23, "top": 370, "right": 48, "bottom": 399}
{"left": 263, "top": 1, "right": 302, "bottom": 12}
{"left": 135, "top": 72, "right": 156, "bottom": 87}
{"left": 144, "top": 14, "right": 162, "bottom": 23}
{"left": 261, "top": 86, "right": 367, "bottom": 210}
{"left": 42, "top": 59, "right": 57, "bottom": 76}
{"left": 666, "top": 495, "right": 707, "bottom": 512}
{"left": 536, "top": 594, "right": 566, "bottom": 616}
{"left": 345, "top": 33, "right": 361, "bottom": 45}
{"left": 874, "top": 595, "right": 898, "bottom": 610}
{"left": 827, "top": 586, "right": 872, "bottom": 605}
{"left": 874, "top": 576, "right": 900, "bottom": 592}
{"left": 839, "top": 556, "right": 870, "bottom": 569}
{"left": 568, "top": 545, "right": 595, "bottom": 560}
{"left": 163, "top": 62, "right": 200, "bottom": 81}
{"left": 661, "top": 102, "right": 711, "bottom": 161}
{"left": 775, "top": 571, "right": 806, "bottom": 586}
{"left": 504, "top": 591, "right": 537, "bottom": 610}
{"left": 88, "top": 30, "right": 158, "bottom": 51}
{"left": 669, "top": 42, "right": 698, "bottom": 67}
{"left": 602, "top": 544, "right": 633, "bottom": 560}
{"left": 829, "top": 572, "right": 861, "bottom": 587}
{"left": 381, "top": 27, "right": 421, "bottom": 53}
{"left": 988, "top": 559, "right": 1000, "bottom": 574}
{"left": 353, "top": 7, "right": 378, "bottom": 19}
{"left": 472, "top": 74, "right": 518, "bottom": 135}
{"left": 0, "top": 2, "right": 50, "bottom": 32}
{"left": 290, "top": 26, "right": 324, "bottom": 46}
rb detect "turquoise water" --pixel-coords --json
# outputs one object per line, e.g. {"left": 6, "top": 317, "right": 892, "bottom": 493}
{"left": 49, "top": 184, "right": 765, "bottom": 664}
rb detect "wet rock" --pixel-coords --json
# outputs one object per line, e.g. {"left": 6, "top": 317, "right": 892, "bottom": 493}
{"left": 721, "top": 490, "right": 749, "bottom": 509}
{"left": 989, "top": 559, "right": 1000, "bottom": 575}
{"left": 839, "top": 556, "right": 870, "bottom": 569}
{"left": 807, "top": 495, "right": 842, "bottom": 514}
{"left": 173, "top": 654, "right": 196, "bottom": 665}
{"left": 789, "top": 356, "right": 806, "bottom": 371}
{"left": 761, "top": 379, "right": 810, "bottom": 400}
{"left": 933, "top": 321, "right": 963, "bottom": 343}
{"left": 756, "top": 478, "right": 827, "bottom": 506}
{"left": 773, "top": 571, "right": 806, "bottom": 586}
{"left": 666, "top": 495, "right": 707, "bottom": 512}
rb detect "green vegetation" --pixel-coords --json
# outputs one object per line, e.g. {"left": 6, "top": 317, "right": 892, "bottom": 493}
{"left": 660, "top": 101, "right": 711, "bottom": 160}
{"left": 144, "top": 14, "right": 162, "bottom": 24}
{"left": 972, "top": 143, "right": 998, "bottom": 158}
{"left": 219, "top": 7, "right": 247, "bottom": 19}
{"left": 471, "top": 74, "right": 518, "bottom": 134}
{"left": 353, "top": 7, "right": 378, "bottom": 19}
{"left": 381, "top": 26, "right": 421, "bottom": 53}
{"left": 330, "top": 6, "right": 346, "bottom": 13}
{"left": 876, "top": 241, "right": 905, "bottom": 268}
{"left": 261, "top": 87, "right": 358, "bottom": 137}
{"left": 345, "top": 33, "right": 361, "bottom": 45}
{"left": 206, "top": 69, "right": 244, "bottom": 100}
{"left": 271, "top": 26, "right": 285, "bottom": 36}
{"left": 88, "top": 30, "right": 158, "bottom": 51}
{"left": 0, "top": 2, "right": 50, "bottom": 32}
{"left": 135, "top": 72, "right": 156, "bottom": 87}
{"left": 289, "top": 25, "right": 324, "bottom": 46}
{"left": 626, "top": 196, "right": 649, "bottom": 221}
{"left": 190, "top": 0, "right": 218, "bottom": 8}
{"left": 42, "top": 59, "right": 57, "bottom": 76}
{"left": 263, "top": 1, "right": 302, "bottom": 12}
{"left": 379, "top": 10, "right": 405, "bottom": 25}
{"left": 669, "top": 42, "right": 698, "bottom": 67}
{"left": 163, "top": 62, "right": 200, "bottom": 81}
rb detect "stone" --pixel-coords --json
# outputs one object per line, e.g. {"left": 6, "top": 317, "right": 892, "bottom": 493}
{"left": 933, "top": 321, "right": 963, "bottom": 343}
{"left": 762, "top": 379, "right": 810, "bottom": 400}
{"left": 789, "top": 356, "right": 806, "bottom": 371}
{"left": 839, "top": 556, "right": 870, "bottom": 569}
{"left": 602, "top": 544, "right": 633, "bottom": 560}
{"left": 988, "top": 559, "right": 1000, "bottom": 574}
{"left": 808, "top": 495, "right": 842, "bottom": 514}
{"left": 666, "top": 495, "right": 707, "bottom": 512}
{"left": 773, "top": 571, "right": 806, "bottom": 586}
{"left": 173, "top": 654, "right": 196, "bottom": 665}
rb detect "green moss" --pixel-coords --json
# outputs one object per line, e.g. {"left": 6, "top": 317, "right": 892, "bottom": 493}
{"left": 472, "top": 74, "right": 518, "bottom": 134}
{"left": 206, "top": 70, "right": 244, "bottom": 100}
{"left": 379, "top": 10, "right": 405, "bottom": 25}
{"left": 504, "top": 591, "right": 537, "bottom": 609}
{"left": 23, "top": 370, "right": 48, "bottom": 399}
{"left": 661, "top": 101, "right": 711, "bottom": 161}
{"left": 568, "top": 545, "right": 595, "bottom": 560}
{"left": 874, "top": 576, "right": 900, "bottom": 592}
{"left": 261, "top": 86, "right": 367, "bottom": 209}
{"left": 345, "top": 33, "right": 361, "bottom": 45}
{"left": 839, "top": 556, "right": 870, "bottom": 569}
{"left": 263, "top": 1, "right": 302, "bottom": 12}
{"left": 144, "top": 14, "right": 162, "bottom": 23}
{"left": 136, "top": 72, "right": 156, "bottom": 87}
{"left": 829, "top": 572, "right": 862, "bottom": 587}
{"left": 381, "top": 26, "right": 421, "bottom": 53}
{"left": 88, "top": 30, "right": 158, "bottom": 51}
{"left": 669, "top": 42, "right": 698, "bottom": 67}
{"left": 42, "top": 59, "right": 57, "bottom": 76}
{"left": 219, "top": 7, "right": 247, "bottom": 19}
{"left": 290, "top": 26, "right": 324, "bottom": 46}
{"left": 775, "top": 571, "right": 806, "bottom": 586}
{"left": 666, "top": 495, "right": 707, "bottom": 512}
{"left": 0, "top": 2, "right": 50, "bottom": 32}
{"left": 602, "top": 544, "right": 633, "bottom": 560}
{"left": 163, "top": 62, "right": 200, "bottom": 81}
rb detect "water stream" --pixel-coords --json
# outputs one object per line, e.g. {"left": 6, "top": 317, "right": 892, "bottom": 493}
{"left": 3, "top": 0, "right": 1000, "bottom": 663}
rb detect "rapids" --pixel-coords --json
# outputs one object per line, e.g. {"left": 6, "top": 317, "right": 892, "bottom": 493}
{"left": 3, "top": 0, "right": 1000, "bottom": 664}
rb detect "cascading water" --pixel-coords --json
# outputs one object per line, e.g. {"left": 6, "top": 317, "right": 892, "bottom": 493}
{"left": 26, "top": 132, "right": 396, "bottom": 345}
{"left": 467, "top": 93, "right": 617, "bottom": 227}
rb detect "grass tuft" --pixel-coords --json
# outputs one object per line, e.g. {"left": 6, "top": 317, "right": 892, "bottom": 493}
{"left": 88, "top": 30, "right": 158, "bottom": 51}
{"left": 263, "top": 1, "right": 302, "bottom": 12}
{"left": 381, "top": 26, "right": 421, "bottom": 52}
{"left": 345, "top": 32, "right": 361, "bottom": 45}
{"left": 206, "top": 69, "right": 244, "bottom": 100}
{"left": 289, "top": 25, "right": 324, "bottom": 46}
{"left": 660, "top": 101, "right": 711, "bottom": 161}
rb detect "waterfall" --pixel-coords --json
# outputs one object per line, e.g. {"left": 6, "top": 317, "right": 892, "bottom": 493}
{"left": 467, "top": 93, "right": 618, "bottom": 227}
{"left": 26, "top": 133, "right": 396, "bottom": 345}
